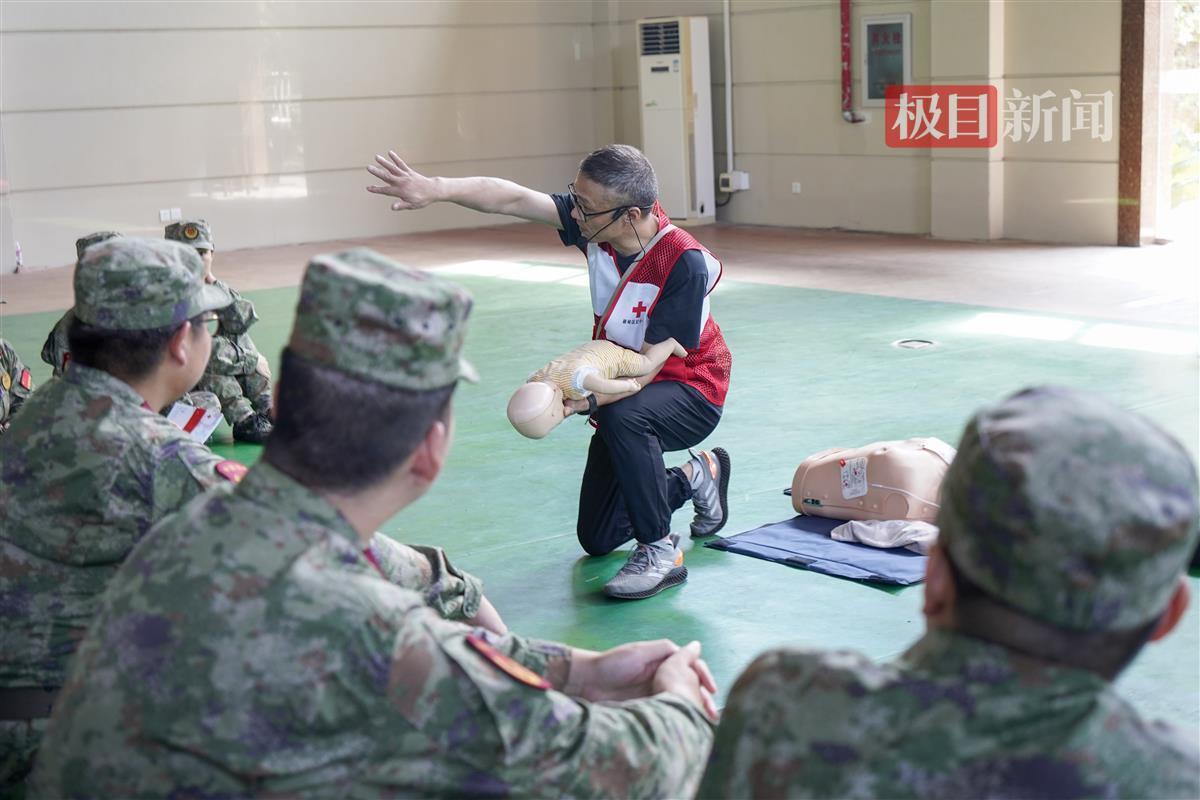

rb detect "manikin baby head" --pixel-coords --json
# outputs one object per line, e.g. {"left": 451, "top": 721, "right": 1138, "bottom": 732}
{"left": 506, "top": 337, "right": 682, "bottom": 439}
{"left": 507, "top": 380, "right": 569, "bottom": 439}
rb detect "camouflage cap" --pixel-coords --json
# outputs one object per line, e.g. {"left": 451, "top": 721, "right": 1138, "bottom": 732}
{"left": 164, "top": 219, "right": 214, "bottom": 251}
{"left": 288, "top": 248, "right": 478, "bottom": 390}
{"left": 74, "top": 238, "right": 232, "bottom": 330}
{"left": 75, "top": 231, "right": 123, "bottom": 262}
{"left": 938, "top": 386, "right": 1199, "bottom": 632}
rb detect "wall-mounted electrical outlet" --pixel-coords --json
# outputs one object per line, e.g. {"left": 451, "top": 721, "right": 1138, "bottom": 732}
{"left": 791, "top": 182, "right": 802, "bottom": 194}
{"left": 158, "top": 209, "right": 171, "bottom": 223}
{"left": 170, "top": 208, "right": 182, "bottom": 221}
{"left": 718, "top": 171, "right": 750, "bottom": 192}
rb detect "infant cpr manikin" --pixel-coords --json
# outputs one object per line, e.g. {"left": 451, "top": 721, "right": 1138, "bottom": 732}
{"left": 791, "top": 437, "right": 957, "bottom": 523}
{"left": 507, "top": 338, "right": 685, "bottom": 439}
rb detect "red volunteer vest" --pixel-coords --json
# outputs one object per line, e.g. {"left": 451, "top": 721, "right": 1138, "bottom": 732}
{"left": 587, "top": 206, "right": 731, "bottom": 406}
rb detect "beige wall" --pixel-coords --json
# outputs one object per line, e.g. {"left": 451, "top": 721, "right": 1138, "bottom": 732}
{"left": 0, "top": 0, "right": 1125, "bottom": 272}
{"left": 601, "top": 0, "right": 935, "bottom": 235}
{"left": 1002, "top": 0, "right": 1121, "bottom": 244}
{"left": 0, "top": 0, "right": 616, "bottom": 270}
{"left": 601, "top": 0, "right": 1121, "bottom": 244}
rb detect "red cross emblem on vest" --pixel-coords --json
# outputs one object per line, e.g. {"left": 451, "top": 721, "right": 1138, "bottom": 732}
{"left": 632, "top": 301, "right": 649, "bottom": 318}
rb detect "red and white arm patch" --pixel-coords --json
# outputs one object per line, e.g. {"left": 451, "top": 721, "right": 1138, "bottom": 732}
{"left": 215, "top": 460, "right": 248, "bottom": 484}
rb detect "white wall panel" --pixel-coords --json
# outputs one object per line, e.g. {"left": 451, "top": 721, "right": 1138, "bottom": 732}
{"left": 5, "top": 92, "right": 609, "bottom": 191}
{"left": 7, "top": 155, "right": 584, "bottom": 269}
{"left": 1005, "top": 0, "right": 1120, "bottom": 77}
{"left": 1, "top": 1, "right": 593, "bottom": 31}
{"left": 1004, "top": 161, "right": 1118, "bottom": 245}
{"left": 1, "top": 1, "right": 616, "bottom": 270}
{"left": 1, "top": 0, "right": 1132, "bottom": 265}
{"left": 720, "top": 153, "right": 930, "bottom": 234}
{"left": 601, "top": 0, "right": 724, "bottom": 25}
{"left": 733, "top": 5, "right": 841, "bottom": 85}
{"left": 1, "top": 25, "right": 603, "bottom": 111}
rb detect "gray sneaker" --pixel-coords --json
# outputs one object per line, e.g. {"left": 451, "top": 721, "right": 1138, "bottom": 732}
{"left": 684, "top": 447, "right": 730, "bottom": 537}
{"left": 603, "top": 537, "right": 687, "bottom": 600}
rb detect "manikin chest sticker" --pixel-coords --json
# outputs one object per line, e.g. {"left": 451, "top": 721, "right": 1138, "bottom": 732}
{"left": 841, "top": 457, "right": 868, "bottom": 499}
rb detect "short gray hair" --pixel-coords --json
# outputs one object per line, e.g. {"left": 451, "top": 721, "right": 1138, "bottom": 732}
{"left": 578, "top": 144, "right": 658, "bottom": 208}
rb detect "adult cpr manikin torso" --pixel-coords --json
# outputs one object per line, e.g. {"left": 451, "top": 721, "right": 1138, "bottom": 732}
{"left": 792, "top": 438, "right": 956, "bottom": 523}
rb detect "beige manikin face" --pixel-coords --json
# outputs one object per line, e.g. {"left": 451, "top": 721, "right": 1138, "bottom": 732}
{"left": 506, "top": 380, "right": 567, "bottom": 439}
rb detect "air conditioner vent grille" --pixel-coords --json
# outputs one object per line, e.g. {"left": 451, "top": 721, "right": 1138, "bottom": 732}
{"left": 640, "top": 20, "right": 680, "bottom": 56}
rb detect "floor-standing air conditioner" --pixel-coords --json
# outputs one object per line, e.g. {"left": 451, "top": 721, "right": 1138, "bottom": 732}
{"left": 637, "top": 16, "right": 715, "bottom": 225}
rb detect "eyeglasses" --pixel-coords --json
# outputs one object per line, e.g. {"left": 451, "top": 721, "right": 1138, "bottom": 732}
{"left": 198, "top": 313, "right": 220, "bottom": 335}
{"left": 568, "top": 183, "right": 632, "bottom": 221}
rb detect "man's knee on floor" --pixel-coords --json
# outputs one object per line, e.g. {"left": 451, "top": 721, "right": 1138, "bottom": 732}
{"left": 576, "top": 525, "right": 620, "bottom": 556}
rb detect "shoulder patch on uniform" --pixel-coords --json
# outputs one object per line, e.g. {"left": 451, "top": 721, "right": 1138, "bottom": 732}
{"left": 215, "top": 460, "right": 248, "bottom": 484}
{"left": 466, "top": 633, "right": 551, "bottom": 690}
{"left": 1, "top": 373, "right": 9, "bottom": 391}
{"left": 183, "top": 225, "right": 199, "bottom": 240}
{"left": 19, "top": 369, "right": 31, "bottom": 390}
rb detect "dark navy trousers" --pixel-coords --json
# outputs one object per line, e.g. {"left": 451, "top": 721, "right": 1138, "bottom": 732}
{"left": 576, "top": 381, "right": 722, "bottom": 555}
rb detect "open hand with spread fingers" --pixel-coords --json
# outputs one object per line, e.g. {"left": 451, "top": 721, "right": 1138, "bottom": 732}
{"left": 366, "top": 150, "right": 439, "bottom": 211}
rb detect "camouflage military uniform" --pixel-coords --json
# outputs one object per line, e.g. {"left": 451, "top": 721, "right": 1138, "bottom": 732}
{"left": 0, "top": 338, "right": 33, "bottom": 433}
{"left": 30, "top": 249, "right": 714, "bottom": 799}
{"left": 39, "top": 307, "right": 73, "bottom": 378}
{"left": 0, "top": 238, "right": 241, "bottom": 790}
{"left": 194, "top": 279, "right": 272, "bottom": 423}
{"left": 165, "top": 220, "right": 271, "bottom": 426}
{"left": 701, "top": 631, "right": 1200, "bottom": 799}
{"left": 699, "top": 386, "right": 1200, "bottom": 799}
{"left": 39, "top": 232, "right": 122, "bottom": 378}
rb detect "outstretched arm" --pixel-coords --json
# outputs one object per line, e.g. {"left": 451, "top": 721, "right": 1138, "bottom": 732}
{"left": 366, "top": 151, "right": 561, "bottom": 227}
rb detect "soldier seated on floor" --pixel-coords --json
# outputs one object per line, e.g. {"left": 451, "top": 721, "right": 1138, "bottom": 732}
{"left": 41, "top": 231, "right": 223, "bottom": 427}
{"left": 29, "top": 249, "right": 718, "bottom": 799}
{"left": 0, "top": 237, "right": 242, "bottom": 791}
{"left": 165, "top": 219, "right": 274, "bottom": 444}
{"left": 0, "top": 337, "right": 34, "bottom": 433}
{"left": 699, "top": 385, "right": 1200, "bottom": 800}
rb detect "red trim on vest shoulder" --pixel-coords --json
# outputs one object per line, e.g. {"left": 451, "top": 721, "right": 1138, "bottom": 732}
{"left": 19, "top": 369, "right": 31, "bottom": 390}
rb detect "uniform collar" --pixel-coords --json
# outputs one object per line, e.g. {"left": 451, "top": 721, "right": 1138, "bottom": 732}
{"left": 63, "top": 363, "right": 148, "bottom": 407}
{"left": 902, "top": 627, "right": 1110, "bottom": 692}
{"left": 236, "top": 461, "right": 362, "bottom": 550}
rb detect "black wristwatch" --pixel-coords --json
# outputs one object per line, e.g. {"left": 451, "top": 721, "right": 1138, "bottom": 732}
{"left": 577, "top": 394, "right": 598, "bottom": 416}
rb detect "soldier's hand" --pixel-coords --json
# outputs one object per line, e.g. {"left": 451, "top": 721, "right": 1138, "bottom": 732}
{"left": 564, "top": 639, "right": 679, "bottom": 702}
{"left": 366, "top": 151, "right": 439, "bottom": 211}
{"left": 652, "top": 641, "right": 719, "bottom": 721}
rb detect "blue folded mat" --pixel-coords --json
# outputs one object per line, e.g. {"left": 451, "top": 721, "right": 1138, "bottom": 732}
{"left": 704, "top": 515, "right": 927, "bottom": 585}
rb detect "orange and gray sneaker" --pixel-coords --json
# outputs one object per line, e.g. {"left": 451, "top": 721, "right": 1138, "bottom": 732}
{"left": 684, "top": 447, "right": 730, "bottom": 537}
{"left": 603, "top": 535, "right": 687, "bottom": 600}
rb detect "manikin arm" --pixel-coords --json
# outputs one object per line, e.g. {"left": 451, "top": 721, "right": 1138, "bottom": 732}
{"left": 580, "top": 374, "right": 643, "bottom": 395}
{"left": 577, "top": 338, "right": 687, "bottom": 395}
{"left": 569, "top": 339, "right": 688, "bottom": 412}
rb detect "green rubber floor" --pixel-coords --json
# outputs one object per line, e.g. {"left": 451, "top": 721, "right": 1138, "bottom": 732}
{"left": 4, "top": 264, "right": 1198, "bottom": 730}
